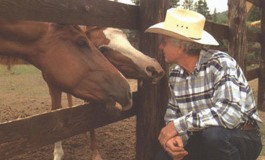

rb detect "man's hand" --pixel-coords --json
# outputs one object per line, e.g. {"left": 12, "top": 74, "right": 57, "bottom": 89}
{"left": 165, "top": 136, "right": 188, "bottom": 160}
{"left": 158, "top": 121, "right": 178, "bottom": 149}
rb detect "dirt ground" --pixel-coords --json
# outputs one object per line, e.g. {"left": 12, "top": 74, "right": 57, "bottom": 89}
{"left": 0, "top": 65, "right": 137, "bottom": 160}
{"left": 0, "top": 65, "right": 264, "bottom": 160}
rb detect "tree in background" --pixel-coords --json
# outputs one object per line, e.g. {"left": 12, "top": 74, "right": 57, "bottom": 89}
{"left": 130, "top": 0, "right": 139, "bottom": 5}
{"left": 212, "top": 8, "right": 217, "bottom": 22}
{"left": 248, "top": 6, "right": 261, "bottom": 22}
{"left": 183, "top": 0, "right": 194, "bottom": 10}
{"left": 194, "top": 0, "right": 211, "bottom": 20}
{"left": 169, "top": 0, "right": 180, "bottom": 7}
{"left": 247, "top": 6, "right": 261, "bottom": 32}
{"left": 131, "top": 0, "right": 226, "bottom": 25}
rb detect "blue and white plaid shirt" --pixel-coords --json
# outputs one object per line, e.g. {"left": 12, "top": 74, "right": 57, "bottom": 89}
{"left": 165, "top": 49, "right": 262, "bottom": 143}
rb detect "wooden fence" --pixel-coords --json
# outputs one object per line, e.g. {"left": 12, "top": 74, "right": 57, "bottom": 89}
{"left": 0, "top": 0, "right": 264, "bottom": 159}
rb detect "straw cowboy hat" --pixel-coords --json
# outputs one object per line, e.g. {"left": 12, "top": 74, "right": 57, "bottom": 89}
{"left": 145, "top": 8, "right": 219, "bottom": 46}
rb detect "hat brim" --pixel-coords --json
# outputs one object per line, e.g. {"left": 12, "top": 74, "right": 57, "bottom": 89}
{"left": 145, "top": 22, "right": 219, "bottom": 46}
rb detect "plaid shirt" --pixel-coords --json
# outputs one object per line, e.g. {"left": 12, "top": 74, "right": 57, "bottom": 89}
{"left": 165, "top": 49, "right": 262, "bottom": 143}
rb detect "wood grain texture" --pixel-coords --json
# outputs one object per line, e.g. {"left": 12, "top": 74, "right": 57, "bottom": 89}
{"left": 257, "top": 2, "right": 265, "bottom": 110}
{"left": 136, "top": 0, "right": 169, "bottom": 159}
{"left": 0, "top": 94, "right": 139, "bottom": 159}
{"left": 0, "top": 0, "right": 140, "bottom": 29}
{"left": 228, "top": 0, "right": 248, "bottom": 73}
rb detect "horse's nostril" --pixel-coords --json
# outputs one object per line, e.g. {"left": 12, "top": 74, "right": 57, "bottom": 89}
{"left": 146, "top": 66, "right": 155, "bottom": 72}
{"left": 146, "top": 66, "right": 158, "bottom": 76}
{"left": 99, "top": 47, "right": 108, "bottom": 53}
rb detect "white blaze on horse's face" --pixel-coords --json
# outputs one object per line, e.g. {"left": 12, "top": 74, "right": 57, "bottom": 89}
{"left": 102, "top": 28, "right": 164, "bottom": 83}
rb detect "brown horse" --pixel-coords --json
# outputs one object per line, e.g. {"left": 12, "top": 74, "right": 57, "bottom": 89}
{"left": 58, "top": 27, "right": 165, "bottom": 160}
{"left": 0, "top": 20, "right": 134, "bottom": 158}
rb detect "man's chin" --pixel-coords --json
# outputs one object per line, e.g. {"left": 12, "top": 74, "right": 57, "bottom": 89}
{"left": 165, "top": 59, "right": 173, "bottom": 64}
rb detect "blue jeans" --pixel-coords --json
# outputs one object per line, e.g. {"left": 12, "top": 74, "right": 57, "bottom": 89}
{"left": 155, "top": 127, "right": 262, "bottom": 160}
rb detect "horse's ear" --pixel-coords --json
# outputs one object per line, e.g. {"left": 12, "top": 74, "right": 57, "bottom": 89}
{"left": 79, "top": 25, "right": 87, "bottom": 32}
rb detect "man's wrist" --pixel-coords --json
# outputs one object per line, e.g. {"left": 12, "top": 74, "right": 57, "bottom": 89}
{"left": 168, "top": 121, "right": 179, "bottom": 136}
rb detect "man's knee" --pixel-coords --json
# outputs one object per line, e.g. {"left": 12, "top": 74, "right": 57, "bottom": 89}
{"left": 202, "top": 127, "right": 228, "bottom": 149}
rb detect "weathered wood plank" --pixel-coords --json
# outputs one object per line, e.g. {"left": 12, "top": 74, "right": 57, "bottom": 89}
{"left": 205, "top": 21, "right": 229, "bottom": 40}
{"left": 228, "top": 0, "right": 248, "bottom": 73}
{"left": 258, "top": 2, "right": 265, "bottom": 110}
{"left": 247, "top": 30, "right": 261, "bottom": 42}
{"left": 247, "top": 68, "right": 259, "bottom": 81}
{"left": 0, "top": 0, "right": 140, "bottom": 29}
{"left": 136, "top": 0, "right": 169, "bottom": 160}
{"left": 205, "top": 22, "right": 260, "bottom": 43}
{"left": 0, "top": 94, "right": 139, "bottom": 159}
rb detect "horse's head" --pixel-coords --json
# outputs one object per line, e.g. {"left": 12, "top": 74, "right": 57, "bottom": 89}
{"left": 0, "top": 22, "right": 132, "bottom": 110}
{"left": 85, "top": 27, "right": 165, "bottom": 84}
{"left": 46, "top": 24, "right": 133, "bottom": 110}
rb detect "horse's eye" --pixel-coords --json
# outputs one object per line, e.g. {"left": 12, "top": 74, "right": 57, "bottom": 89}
{"left": 76, "top": 38, "right": 90, "bottom": 49}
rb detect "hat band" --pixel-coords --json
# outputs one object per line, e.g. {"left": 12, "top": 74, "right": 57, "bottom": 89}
{"left": 190, "top": 37, "right": 201, "bottom": 40}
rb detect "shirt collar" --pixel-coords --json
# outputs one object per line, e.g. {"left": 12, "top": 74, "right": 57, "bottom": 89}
{"left": 195, "top": 49, "right": 216, "bottom": 71}
{"left": 172, "top": 49, "right": 216, "bottom": 76}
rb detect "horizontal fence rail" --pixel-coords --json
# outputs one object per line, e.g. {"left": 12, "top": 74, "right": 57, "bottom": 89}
{"left": 0, "top": 93, "right": 139, "bottom": 159}
{"left": 247, "top": 68, "right": 260, "bottom": 81}
{"left": 205, "top": 21, "right": 261, "bottom": 43}
{"left": 0, "top": 0, "right": 140, "bottom": 29}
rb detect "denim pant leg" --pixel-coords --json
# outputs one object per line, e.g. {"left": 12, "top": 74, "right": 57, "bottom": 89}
{"left": 155, "top": 127, "right": 262, "bottom": 160}
{"left": 155, "top": 147, "right": 172, "bottom": 160}
{"left": 202, "top": 127, "right": 262, "bottom": 160}
{"left": 183, "top": 133, "right": 204, "bottom": 160}
{"left": 228, "top": 129, "right": 262, "bottom": 160}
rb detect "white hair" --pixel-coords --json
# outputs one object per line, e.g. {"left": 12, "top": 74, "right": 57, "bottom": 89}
{"left": 169, "top": 38, "right": 205, "bottom": 55}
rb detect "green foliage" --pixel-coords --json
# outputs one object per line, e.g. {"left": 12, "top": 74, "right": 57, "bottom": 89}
{"left": 168, "top": 0, "right": 228, "bottom": 24}
{"left": 247, "top": 6, "right": 261, "bottom": 32}
{"left": 248, "top": 6, "right": 261, "bottom": 22}
{"left": 212, "top": 8, "right": 217, "bottom": 22}
{"left": 131, "top": 0, "right": 139, "bottom": 5}
{"left": 170, "top": 0, "right": 212, "bottom": 21}
{"left": 169, "top": 0, "right": 180, "bottom": 7}
{"left": 248, "top": 25, "right": 260, "bottom": 33}
{"left": 213, "top": 11, "right": 228, "bottom": 24}
{"left": 194, "top": 0, "right": 211, "bottom": 20}
{"left": 182, "top": 0, "right": 194, "bottom": 10}
{"left": 0, "top": 65, "right": 40, "bottom": 76}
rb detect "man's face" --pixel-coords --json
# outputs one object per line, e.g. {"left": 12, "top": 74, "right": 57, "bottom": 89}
{"left": 159, "top": 36, "right": 184, "bottom": 64}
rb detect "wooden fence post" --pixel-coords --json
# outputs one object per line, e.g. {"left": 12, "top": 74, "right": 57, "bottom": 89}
{"left": 228, "top": 0, "right": 248, "bottom": 74}
{"left": 258, "top": 2, "right": 265, "bottom": 110}
{"left": 136, "top": 0, "right": 169, "bottom": 159}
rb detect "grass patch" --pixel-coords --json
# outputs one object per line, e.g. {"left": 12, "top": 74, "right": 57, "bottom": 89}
{"left": 0, "top": 64, "right": 47, "bottom": 96}
{"left": 0, "top": 64, "right": 40, "bottom": 75}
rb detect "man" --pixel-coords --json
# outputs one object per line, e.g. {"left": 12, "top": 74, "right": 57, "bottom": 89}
{"left": 146, "top": 8, "right": 262, "bottom": 160}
